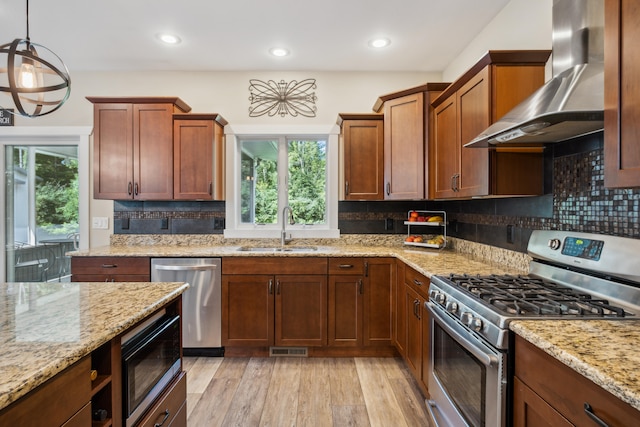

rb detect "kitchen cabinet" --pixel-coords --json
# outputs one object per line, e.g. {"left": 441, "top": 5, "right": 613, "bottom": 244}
{"left": 373, "top": 84, "right": 449, "bottom": 200}
{"left": 337, "top": 114, "right": 384, "bottom": 200}
{"left": 136, "top": 372, "right": 186, "bottom": 427}
{"left": 513, "top": 334, "right": 640, "bottom": 426}
{"left": 173, "top": 113, "right": 227, "bottom": 200}
{"left": 71, "top": 256, "right": 151, "bottom": 282}
{"left": 393, "top": 261, "right": 407, "bottom": 356}
{"left": 431, "top": 51, "right": 550, "bottom": 199}
{"left": 604, "top": 0, "right": 640, "bottom": 188}
{"left": 87, "top": 97, "right": 191, "bottom": 200}
{"left": 327, "top": 257, "right": 395, "bottom": 348}
{"left": 221, "top": 258, "right": 328, "bottom": 348}
{"left": 403, "top": 265, "right": 429, "bottom": 395}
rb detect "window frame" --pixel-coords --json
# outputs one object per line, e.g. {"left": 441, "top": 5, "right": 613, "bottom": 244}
{"left": 224, "top": 124, "right": 339, "bottom": 239}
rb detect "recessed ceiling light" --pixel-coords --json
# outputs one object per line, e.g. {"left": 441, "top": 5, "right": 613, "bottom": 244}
{"left": 368, "top": 38, "right": 391, "bottom": 48}
{"left": 157, "top": 33, "right": 182, "bottom": 45}
{"left": 269, "top": 47, "right": 290, "bottom": 57}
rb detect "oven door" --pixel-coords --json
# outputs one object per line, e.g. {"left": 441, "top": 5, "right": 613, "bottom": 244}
{"left": 425, "top": 302, "right": 507, "bottom": 427}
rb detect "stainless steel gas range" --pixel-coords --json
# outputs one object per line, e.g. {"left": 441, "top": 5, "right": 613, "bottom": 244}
{"left": 425, "top": 230, "right": 640, "bottom": 427}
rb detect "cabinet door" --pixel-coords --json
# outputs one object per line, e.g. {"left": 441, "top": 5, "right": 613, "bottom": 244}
{"left": 513, "top": 377, "right": 573, "bottom": 427}
{"left": 173, "top": 118, "right": 215, "bottom": 200}
{"left": 342, "top": 119, "right": 384, "bottom": 200}
{"left": 221, "top": 274, "right": 274, "bottom": 347}
{"left": 393, "top": 261, "right": 407, "bottom": 356}
{"left": 420, "top": 300, "right": 430, "bottom": 394}
{"left": 133, "top": 103, "right": 174, "bottom": 200}
{"left": 384, "top": 93, "right": 425, "bottom": 200}
{"left": 404, "top": 284, "right": 423, "bottom": 381}
{"left": 363, "top": 258, "right": 394, "bottom": 346}
{"left": 433, "top": 94, "right": 459, "bottom": 199}
{"left": 604, "top": 0, "right": 640, "bottom": 187}
{"left": 93, "top": 103, "right": 134, "bottom": 200}
{"left": 275, "top": 275, "right": 327, "bottom": 346}
{"left": 328, "top": 275, "right": 363, "bottom": 347}
{"left": 457, "top": 66, "right": 490, "bottom": 198}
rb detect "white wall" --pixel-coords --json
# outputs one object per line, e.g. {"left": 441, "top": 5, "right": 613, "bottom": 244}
{"left": 443, "top": 0, "right": 552, "bottom": 82}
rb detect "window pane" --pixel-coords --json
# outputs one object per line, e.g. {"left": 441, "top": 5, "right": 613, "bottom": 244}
{"left": 288, "top": 140, "right": 326, "bottom": 224}
{"left": 240, "top": 140, "right": 278, "bottom": 224}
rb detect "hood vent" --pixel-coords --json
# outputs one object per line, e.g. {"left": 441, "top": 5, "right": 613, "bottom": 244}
{"left": 466, "top": 0, "right": 604, "bottom": 148}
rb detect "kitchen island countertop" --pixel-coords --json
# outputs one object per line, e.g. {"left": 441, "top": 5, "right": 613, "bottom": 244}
{"left": 510, "top": 320, "right": 640, "bottom": 412}
{"left": 0, "top": 281, "right": 189, "bottom": 411}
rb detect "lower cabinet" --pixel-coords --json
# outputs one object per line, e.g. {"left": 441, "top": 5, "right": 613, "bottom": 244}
{"left": 221, "top": 257, "right": 328, "bottom": 347}
{"left": 137, "top": 372, "right": 187, "bottom": 427}
{"left": 71, "top": 256, "right": 151, "bottom": 282}
{"left": 514, "top": 334, "right": 640, "bottom": 426}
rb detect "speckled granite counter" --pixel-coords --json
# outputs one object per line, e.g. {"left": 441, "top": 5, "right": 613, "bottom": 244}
{"left": 510, "top": 320, "right": 640, "bottom": 411}
{"left": 0, "top": 281, "right": 188, "bottom": 411}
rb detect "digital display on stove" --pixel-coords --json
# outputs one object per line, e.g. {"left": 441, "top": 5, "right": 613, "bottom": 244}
{"left": 561, "top": 237, "right": 604, "bottom": 261}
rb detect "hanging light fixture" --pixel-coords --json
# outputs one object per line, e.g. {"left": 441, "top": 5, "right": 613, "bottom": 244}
{"left": 0, "top": 0, "right": 71, "bottom": 117}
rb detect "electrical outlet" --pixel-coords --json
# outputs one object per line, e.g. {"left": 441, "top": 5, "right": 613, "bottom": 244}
{"left": 92, "top": 217, "right": 109, "bottom": 230}
{"left": 385, "top": 218, "right": 394, "bottom": 231}
{"left": 507, "top": 224, "right": 515, "bottom": 244}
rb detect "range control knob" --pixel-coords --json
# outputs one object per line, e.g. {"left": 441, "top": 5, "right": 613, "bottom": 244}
{"left": 445, "top": 301, "right": 458, "bottom": 314}
{"left": 434, "top": 292, "right": 446, "bottom": 305}
{"left": 468, "top": 317, "right": 483, "bottom": 332}
{"left": 548, "top": 238, "right": 562, "bottom": 250}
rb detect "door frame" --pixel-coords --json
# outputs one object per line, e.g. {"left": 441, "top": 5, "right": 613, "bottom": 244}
{"left": 0, "top": 126, "right": 92, "bottom": 281}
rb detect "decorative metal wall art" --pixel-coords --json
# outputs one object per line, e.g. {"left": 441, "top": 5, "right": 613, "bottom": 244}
{"left": 248, "top": 78, "right": 317, "bottom": 118}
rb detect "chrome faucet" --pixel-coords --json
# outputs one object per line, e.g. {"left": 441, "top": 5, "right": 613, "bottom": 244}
{"left": 281, "top": 205, "right": 294, "bottom": 246}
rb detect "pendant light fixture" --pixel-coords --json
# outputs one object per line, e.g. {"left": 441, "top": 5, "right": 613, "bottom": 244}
{"left": 0, "top": 0, "right": 71, "bottom": 117}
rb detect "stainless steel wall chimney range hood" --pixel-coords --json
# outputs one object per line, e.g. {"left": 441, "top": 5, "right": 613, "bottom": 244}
{"left": 466, "top": 0, "right": 604, "bottom": 148}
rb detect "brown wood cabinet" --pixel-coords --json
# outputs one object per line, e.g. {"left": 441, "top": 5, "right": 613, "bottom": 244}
{"left": 87, "top": 97, "right": 191, "bottom": 200}
{"left": 337, "top": 114, "right": 384, "bottom": 200}
{"left": 403, "top": 265, "right": 429, "bottom": 395}
{"left": 221, "top": 258, "right": 328, "bottom": 348}
{"left": 327, "top": 258, "right": 394, "bottom": 348}
{"left": 431, "top": 51, "right": 550, "bottom": 199}
{"left": 374, "top": 84, "right": 449, "bottom": 200}
{"left": 393, "top": 261, "right": 407, "bottom": 356}
{"left": 173, "top": 113, "right": 227, "bottom": 200}
{"left": 604, "top": 0, "right": 640, "bottom": 187}
{"left": 71, "top": 256, "right": 151, "bottom": 282}
{"left": 137, "top": 372, "right": 186, "bottom": 427}
{"left": 514, "top": 334, "right": 640, "bottom": 426}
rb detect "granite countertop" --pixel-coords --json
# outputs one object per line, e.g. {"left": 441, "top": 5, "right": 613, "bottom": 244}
{"left": 0, "top": 281, "right": 189, "bottom": 411}
{"left": 510, "top": 320, "right": 640, "bottom": 412}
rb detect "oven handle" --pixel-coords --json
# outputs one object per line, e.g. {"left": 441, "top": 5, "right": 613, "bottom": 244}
{"left": 426, "top": 302, "right": 498, "bottom": 368}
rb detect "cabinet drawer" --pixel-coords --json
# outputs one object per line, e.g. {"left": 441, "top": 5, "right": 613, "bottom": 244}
{"left": 71, "top": 256, "right": 150, "bottom": 275}
{"left": 404, "top": 266, "right": 429, "bottom": 297}
{"left": 223, "top": 257, "right": 327, "bottom": 275}
{"left": 328, "top": 258, "right": 365, "bottom": 275}
{"left": 138, "top": 371, "right": 186, "bottom": 427}
{"left": 61, "top": 401, "right": 91, "bottom": 427}
{"left": 0, "top": 356, "right": 91, "bottom": 427}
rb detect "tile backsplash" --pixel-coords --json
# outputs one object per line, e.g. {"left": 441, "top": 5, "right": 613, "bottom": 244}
{"left": 113, "top": 132, "right": 639, "bottom": 253}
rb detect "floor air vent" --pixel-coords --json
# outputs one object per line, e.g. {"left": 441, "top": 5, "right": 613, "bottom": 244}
{"left": 269, "top": 347, "right": 308, "bottom": 357}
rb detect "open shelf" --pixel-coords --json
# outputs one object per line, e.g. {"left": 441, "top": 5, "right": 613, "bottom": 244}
{"left": 404, "top": 210, "right": 447, "bottom": 249}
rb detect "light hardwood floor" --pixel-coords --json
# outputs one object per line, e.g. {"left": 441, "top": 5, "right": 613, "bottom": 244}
{"left": 183, "top": 356, "right": 431, "bottom": 427}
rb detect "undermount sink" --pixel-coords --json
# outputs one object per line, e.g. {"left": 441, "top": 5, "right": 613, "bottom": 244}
{"left": 236, "top": 246, "right": 317, "bottom": 253}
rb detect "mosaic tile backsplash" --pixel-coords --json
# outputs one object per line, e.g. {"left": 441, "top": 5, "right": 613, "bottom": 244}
{"left": 113, "top": 132, "right": 639, "bottom": 253}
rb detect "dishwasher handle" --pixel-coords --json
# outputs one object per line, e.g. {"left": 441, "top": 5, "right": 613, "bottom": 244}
{"left": 154, "top": 264, "right": 218, "bottom": 271}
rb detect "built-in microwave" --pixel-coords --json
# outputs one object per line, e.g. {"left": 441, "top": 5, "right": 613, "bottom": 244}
{"left": 122, "top": 311, "right": 181, "bottom": 427}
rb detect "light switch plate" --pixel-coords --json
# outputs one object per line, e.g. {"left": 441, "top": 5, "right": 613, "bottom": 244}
{"left": 92, "top": 217, "right": 109, "bottom": 229}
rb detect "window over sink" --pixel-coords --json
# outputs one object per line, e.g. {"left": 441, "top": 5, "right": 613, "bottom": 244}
{"left": 224, "top": 125, "right": 339, "bottom": 239}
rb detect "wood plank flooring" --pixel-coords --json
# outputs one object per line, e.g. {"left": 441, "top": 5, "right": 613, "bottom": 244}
{"left": 184, "top": 356, "right": 431, "bottom": 426}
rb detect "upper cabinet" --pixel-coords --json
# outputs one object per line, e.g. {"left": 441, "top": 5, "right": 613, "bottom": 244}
{"left": 88, "top": 97, "right": 191, "bottom": 200}
{"left": 604, "top": 0, "right": 640, "bottom": 188}
{"left": 173, "top": 113, "right": 227, "bottom": 200}
{"left": 431, "top": 51, "right": 551, "bottom": 199}
{"left": 373, "top": 83, "right": 449, "bottom": 200}
{"left": 337, "top": 113, "right": 384, "bottom": 201}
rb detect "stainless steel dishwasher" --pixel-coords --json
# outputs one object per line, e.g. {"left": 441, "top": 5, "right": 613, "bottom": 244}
{"left": 151, "top": 258, "right": 223, "bottom": 357}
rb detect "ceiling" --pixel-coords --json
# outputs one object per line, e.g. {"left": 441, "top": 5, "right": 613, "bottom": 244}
{"left": 0, "top": 0, "right": 511, "bottom": 73}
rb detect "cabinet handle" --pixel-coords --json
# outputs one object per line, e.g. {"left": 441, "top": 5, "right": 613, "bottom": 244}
{"left": 134, "top": 183, "right": 139, "bottom": 196}
{"left": 450, "top": 175, "right": 456, "bottom": 191}
{"left": 128, "top": 182, "right": 133, "bottom": 195}
{"left": 276, "top": 279, "right": 281, "bottom": 295}
{"left": 386, "top": 182, "right": 390, "bottom": 196}
{"left": 364, "top": 261, "right": 369, "bottom": 277}
{"left": 339, "top": 264, "right": 354, "bottom": 269}
{"left": 584, "top": 403, "right": 609, "bottom": 427}
{"left": 413, "top": 278, "right": 424, "bottom": 286}
{"left": 209, "top": 182, "right": 213, "bottom": 196}
{"left": 154, "top": 409, "right": 170, "bottom": 427}
{"left": 345, "top": 181, "right": 349, "bottom": 195}
{"left": 101, "top": 264, "right": 117, "bottom": 268}
{"left": 415, "top": 300, "right": 421, "bottom": 320}
{"left": 358, "top": 279, "right": 363, "bottom": 295}
{"left": 268, "top": 279, "right": 273, "bottom": 295}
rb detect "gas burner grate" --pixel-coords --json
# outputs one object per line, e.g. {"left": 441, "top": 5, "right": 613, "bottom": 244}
{"left": 445, "top": 274, "right": 628, "bottom": 318}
